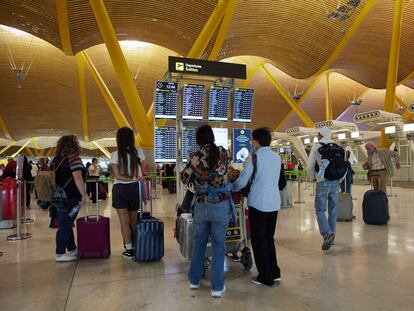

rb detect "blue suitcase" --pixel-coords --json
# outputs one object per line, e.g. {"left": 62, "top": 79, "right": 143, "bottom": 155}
{"left": 134, "top": 181, "right": 164, "bottom": 262}
{"left": 362, "top": 189, "right": 389, "bottom": 225}
{"left": 134, "top": 218, "right": 164, "bottom": 262}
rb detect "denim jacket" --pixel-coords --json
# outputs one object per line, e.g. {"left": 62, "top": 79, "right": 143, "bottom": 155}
{"left": 190, "top": 182, "right": 237, "bottom": 222}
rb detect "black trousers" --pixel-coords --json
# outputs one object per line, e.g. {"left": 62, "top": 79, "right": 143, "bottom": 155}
{"left": 249, "top": 206, "right": 280, "bottom": 285}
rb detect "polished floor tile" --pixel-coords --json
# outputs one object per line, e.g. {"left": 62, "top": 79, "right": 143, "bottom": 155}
{"left": 1, "top": 184, "right": 414, "bottom": 311}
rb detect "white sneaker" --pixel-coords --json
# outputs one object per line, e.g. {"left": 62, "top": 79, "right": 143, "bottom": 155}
{"left": 211, "top": 286, "right": 226, "bottom": 298}
{"left": 55, "top": 254, "right": 77, "bottom": 262}
{"left": 68, "top": 250, "right": 77, "bottom": 257}
{"left": 189, "top": 283, "right": 200, "bottom": 290}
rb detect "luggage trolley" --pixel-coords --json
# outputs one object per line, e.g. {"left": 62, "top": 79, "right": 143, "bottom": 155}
{"left": 176, "top": 192, "right": 253, "bottom": 276}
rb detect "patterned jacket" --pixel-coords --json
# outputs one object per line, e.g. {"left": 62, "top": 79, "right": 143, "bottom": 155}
{"left": 180, "top": 144, "right": 231, "bottom": 203}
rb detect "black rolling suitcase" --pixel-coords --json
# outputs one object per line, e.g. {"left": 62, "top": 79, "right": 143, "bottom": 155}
{"left": 134, "top": 181, "right": 164, "bottom": 262}
{"left": 168, "top": 180, "right": 176, "bottom": 194}
{"left": 362, "top": 179, "right": 389, "bottom": 225}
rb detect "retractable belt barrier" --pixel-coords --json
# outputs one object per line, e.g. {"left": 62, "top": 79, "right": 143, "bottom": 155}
{"left": 285, "top": 170, "right": 307, "bottom": 205}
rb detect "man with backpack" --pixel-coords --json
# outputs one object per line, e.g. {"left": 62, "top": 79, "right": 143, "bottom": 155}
{"left": 307, "top": 127, "right": 347, "bottom": 251}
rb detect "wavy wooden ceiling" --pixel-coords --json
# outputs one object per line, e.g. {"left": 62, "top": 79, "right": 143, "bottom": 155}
{"left": 1, "top": 0, "right": 414, "bottom": 143}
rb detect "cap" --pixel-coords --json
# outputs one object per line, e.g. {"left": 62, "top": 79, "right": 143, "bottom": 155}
{"left": 319, "top": 126, "right": 331, "bottom": 138}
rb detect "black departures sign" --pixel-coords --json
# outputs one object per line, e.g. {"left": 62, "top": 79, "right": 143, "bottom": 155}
{"left": 168, "top": 56, "right": 246, "bottom": 79}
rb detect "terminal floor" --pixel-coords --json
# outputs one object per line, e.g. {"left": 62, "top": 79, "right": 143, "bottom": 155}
{"left": 1, "top": 184, "right": 414, "bottom": 311}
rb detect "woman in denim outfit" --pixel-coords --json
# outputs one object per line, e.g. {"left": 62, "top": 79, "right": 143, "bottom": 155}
{"left": 180, "top": 125, "right": 232, "bottom": 298}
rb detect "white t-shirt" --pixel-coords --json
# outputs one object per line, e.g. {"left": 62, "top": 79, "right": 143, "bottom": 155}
{"left": 110, "top": 148, "right": 145, "bottom": 184}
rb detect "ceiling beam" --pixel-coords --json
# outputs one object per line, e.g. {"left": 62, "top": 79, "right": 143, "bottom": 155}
{"left": 381, "top": 0, "right": 404, "bottom": 148}
{"left": 89, "top": 0, "right": 153, "bottom": 147}
{"left": 76, "top": 54, "right": 89, "bottom": 142}
{"left": 0, "top": 115, "right": 13, "bottom": 140}
{"left": 207, "top": 0, "right": 239, "bottom": 61}
{"left": 309, "top": 0, "right": 378, "bottom": 79}
{"left": 79, "top": 51, "right": 132, "bottom": 130}
{"left": 325, "top": 73, "right": 333, "bottom": 120}
{"left": 56, "top": 0, "right": 74, "bottom": 55}
{"left": 260, "top": 64, "right": 314, "bottom": 128}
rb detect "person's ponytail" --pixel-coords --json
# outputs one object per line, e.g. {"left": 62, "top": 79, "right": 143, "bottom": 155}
{"left": 207, "top": 142, "right": 220, "bottom": 168}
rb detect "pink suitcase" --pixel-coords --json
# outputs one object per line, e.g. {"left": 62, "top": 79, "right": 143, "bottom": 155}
{"left": 76, "top": 196, "right": 111, "bottom": 258}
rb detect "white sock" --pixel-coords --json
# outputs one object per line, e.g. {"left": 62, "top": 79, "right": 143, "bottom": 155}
{"left": 125, "top": 243, "right": 133, "bottom": 250}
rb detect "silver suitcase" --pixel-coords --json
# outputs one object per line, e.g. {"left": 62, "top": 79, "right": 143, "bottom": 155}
{"left": 337, "top": 192, "right": 353, "bottom": 221}
{"left": 179, "top": 214, "right": 193, "bottom": 259}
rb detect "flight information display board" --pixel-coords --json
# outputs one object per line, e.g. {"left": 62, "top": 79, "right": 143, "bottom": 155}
{"left": 183, "top": 84, "right": 204, "bottom": 120}
{"left": 233, "top": 88, "right": 254, "bottom": 122}
{"left": 154, "top": 81, "right": 178, "bottom": 119}
{"left": 208, "top": 86, "right": 230, "bottom": 121}
{"left": 182, "top": 128, "right": 197, "bottom": 162}
{"left": 154, "top": 127, "right": 176, "bottom": 163}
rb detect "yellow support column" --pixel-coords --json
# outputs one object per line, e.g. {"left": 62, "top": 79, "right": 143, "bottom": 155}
{"left": 208, "top": 0, "right": 239, "bottom": 61}
{"left": 31, "top": 138, "right": 42, "bottom": 156}
{"left": 89, "top": 0, "right": 152, "bottom": 147}
{"left": 25, "top": 147, "right": 34, "bottom": 157}
{"left": 260, "top": 64, "right": 314, "bottom": 128}
{"left": 12, "top": 139, "right": 32, "bottom": 158}
{"left": 382, "top": 0, "right": 404, "bottom": 147}
{"left": 274, "top": 74, "right": 325, "bottom": 130}
{"left": 146, "top": 0, "right": 233, "bottom": 123}
{"left": 395, "top": 95, "right": 413, "bottom": 120}
{"left": 187, "top": 0, "right": 233, "bottom": 58}
{"left": 325, "top": 73, "right": 333, "bottom": 120}
{"left": 0, "top": 141, "right": 16, "bottom": 156}
{"left": 77, "top": 54, "right": 89, "bottom": 142}
{"left": 80, "top": 51, "right": 132, "bottom": 129}
{"left": 56, "top": 0, "right": 73, "bottom": 55}
{"left": 0, "top": 115, "right": 13, "bottom": 140}
{"left": 92, "top": 141, "right": 111, "bottom": 158}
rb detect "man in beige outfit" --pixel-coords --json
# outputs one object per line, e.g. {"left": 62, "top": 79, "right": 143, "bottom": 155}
{"left": 363, "top": 142, "right": 401, "bottom": 194}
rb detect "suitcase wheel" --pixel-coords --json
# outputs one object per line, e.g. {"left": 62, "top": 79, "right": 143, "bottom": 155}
{"left": 240, "top": 247, "right": 253, "bottom": 270}
{"left": 202, "top": 257, "right": 211, "bottom": 279}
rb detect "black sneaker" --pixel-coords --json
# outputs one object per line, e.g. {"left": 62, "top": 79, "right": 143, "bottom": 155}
{"left": 322, "top": 233, "right": 335, "bottom": 251}
{"left": 122, "top": 249, "right": 134, "bottom": 259}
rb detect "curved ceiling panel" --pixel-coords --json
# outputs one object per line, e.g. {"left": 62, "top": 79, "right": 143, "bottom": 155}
{"left": 0, "top": 0, "right": 60, "bottom": 48}
{"left": 67, "top": 0, "right": 216, "bottom": 55}
{"left": 219, "top": 0, "right": 368, "bottom": 78}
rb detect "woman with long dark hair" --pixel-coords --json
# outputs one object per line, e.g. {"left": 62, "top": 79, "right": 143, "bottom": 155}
{"left": 111, "top": 127, "right": 145, "bottom": 259}
{"left": 51, "top": 135, "right": 86, "bottom": 262}
{"left": 180, "top": 125, "right": 232, "bottom": 298}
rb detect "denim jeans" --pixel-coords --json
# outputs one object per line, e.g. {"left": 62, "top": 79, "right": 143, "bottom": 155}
{"left": 56, "top": 199, "right": 78, "bottom": 255}
{"left": 315, "top": 180, "right": 340, "bottom": 237}
{"left": 188, "top": 200, "right": 230, "bottom": 291}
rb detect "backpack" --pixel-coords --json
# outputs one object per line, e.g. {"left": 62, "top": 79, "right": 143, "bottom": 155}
{"left": 317, "top": 143, "right": 347, "bottom": 180}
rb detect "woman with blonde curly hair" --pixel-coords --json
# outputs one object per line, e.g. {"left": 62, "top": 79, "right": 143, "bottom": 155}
{"left": 51, "top": 135, "right": 86, "bottom": 262}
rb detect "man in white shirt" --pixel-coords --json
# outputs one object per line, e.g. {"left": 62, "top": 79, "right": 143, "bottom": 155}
{"left": 307, "top": 127, "right": 340, "bottom": 251}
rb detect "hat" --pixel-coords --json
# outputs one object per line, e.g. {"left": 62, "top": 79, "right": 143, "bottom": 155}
{"left": 319, "top": 127, "right": 331, "bottom": 138}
